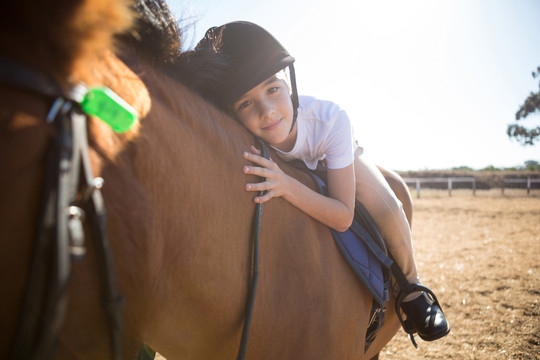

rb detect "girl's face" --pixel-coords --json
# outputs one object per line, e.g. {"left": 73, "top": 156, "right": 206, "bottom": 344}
{"left": 232, "top": 74, "right": 296, "bottom": 151}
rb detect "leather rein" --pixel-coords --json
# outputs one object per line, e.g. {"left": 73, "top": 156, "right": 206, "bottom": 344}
{"left": 0, "top": 56, "right": 124, "bottom": 360}
{"left": 235, "top": 138, "right": 269, "bottom": 360}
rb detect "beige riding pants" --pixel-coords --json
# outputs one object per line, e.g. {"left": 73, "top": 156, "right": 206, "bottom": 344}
{"left": 353, "top": 149, "right": 420, "bottom": 300}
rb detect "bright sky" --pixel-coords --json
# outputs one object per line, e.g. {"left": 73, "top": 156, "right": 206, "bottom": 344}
{"left": 170, "top": 0, "right": 540, "bottom": 171}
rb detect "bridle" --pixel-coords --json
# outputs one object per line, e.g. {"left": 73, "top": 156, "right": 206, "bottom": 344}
{"left": 0, "top": 56, "right": 124, "bottom": 360}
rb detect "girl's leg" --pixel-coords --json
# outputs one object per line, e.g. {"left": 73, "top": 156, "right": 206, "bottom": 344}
{"left": 377, "top": 165, "right": 413, "bottom": 227}
{"left": 353, "top": 152, "right": 420, "bottom": 297}
{"left": 353, "top": 150, "right": 449, "bottom": 341}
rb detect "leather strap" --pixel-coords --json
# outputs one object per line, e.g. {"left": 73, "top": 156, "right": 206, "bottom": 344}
{"left": 0, "top": 56, "right": 64, "bottom": 98}
{"left": 236, "top": 138, "right": 270, "bottom": 360}
{"left": 1, "top": 56, "right": 123, "bottom": 360}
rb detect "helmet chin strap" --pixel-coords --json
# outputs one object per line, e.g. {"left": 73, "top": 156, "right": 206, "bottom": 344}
{"left": 288, "top": 64, "right": 299, "bottom": 134}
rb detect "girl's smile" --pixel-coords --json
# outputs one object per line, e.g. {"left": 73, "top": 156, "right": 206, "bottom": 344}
{"left": 262, "top": 118, "right": 282, "bottom": 131}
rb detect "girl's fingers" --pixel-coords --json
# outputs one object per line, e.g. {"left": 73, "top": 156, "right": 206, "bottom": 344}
{"left": 253, "top": 190, "right": 273, "bottom": 203}
{"left": 243, "top": 151, "right": 274, "bottom": 167}
{"left": 242, "top": 148, "right": 283, "bottom": 204}
{"left": 250, "top": 145, "right": 261, "bottom": 155}
{"left": 245, "top": 181, "right": 266, "bottom": 192}
{"left": 243, "top": 165, "right": 275, "bottom": 179}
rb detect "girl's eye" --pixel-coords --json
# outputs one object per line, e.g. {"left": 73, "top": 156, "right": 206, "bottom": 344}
{"left": 237, "top": 100, "right": 251, "bottom": 111}
{"left": 267, "top": 86, "right": 279, "bottom": 95}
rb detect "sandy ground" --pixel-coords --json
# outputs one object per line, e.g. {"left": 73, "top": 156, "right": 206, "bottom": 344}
{"left": 380, "top": 189, "right": 540, "bottom": 359}
{"left": 156, "top": 189, "right": 539, "bottom": 359}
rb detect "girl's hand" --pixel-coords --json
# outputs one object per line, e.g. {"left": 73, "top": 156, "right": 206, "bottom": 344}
{"left": 243, "top": 145, "right": 291, "bottom": 203}
{"left": 243, "top": 146, "right": 355, "bottom": 231}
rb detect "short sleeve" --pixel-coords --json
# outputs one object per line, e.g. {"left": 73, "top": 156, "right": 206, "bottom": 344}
{"left": 324, "top": 109, "right": 355, "bottom": 169}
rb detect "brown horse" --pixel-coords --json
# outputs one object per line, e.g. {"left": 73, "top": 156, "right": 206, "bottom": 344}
{"left": 0, "top": 0, "right": 408, "bottom": 358}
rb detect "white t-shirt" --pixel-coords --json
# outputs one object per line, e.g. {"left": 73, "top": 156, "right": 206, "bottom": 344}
{"left": 272, "top": 95, "right": 357, "bottom": 170}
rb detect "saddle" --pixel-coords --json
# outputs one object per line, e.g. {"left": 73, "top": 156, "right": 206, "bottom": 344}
{"left": 300, "top": 164, "right": 448, "bottom": 349}
{"left": 292, "top": 162, "right": 393, "bottom": 352}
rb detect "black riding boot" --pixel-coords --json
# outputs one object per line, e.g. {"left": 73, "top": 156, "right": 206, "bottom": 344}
{"left": 401, "top": 291, "right": 450, "bottom": 341}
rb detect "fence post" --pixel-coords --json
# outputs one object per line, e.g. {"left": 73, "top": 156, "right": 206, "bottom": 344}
{"left": 403, "top": 177, "right": 479, "bottom": 197}
{"left": 502, "top": 178, "right": 505, "bottom": 196}
{"left": 527, "top": 177, "right": 531, "bottom": 195}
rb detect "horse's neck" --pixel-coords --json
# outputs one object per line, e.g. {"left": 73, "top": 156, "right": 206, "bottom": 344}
{"left": 83, "top": 53, "right": 268, "bottom": 355}
{"left": 82, "top": 47, "right": 258, "bottom": 271}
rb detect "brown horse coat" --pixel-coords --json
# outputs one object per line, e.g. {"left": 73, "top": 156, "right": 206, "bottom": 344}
{"left": 0, "top": 0, "right": 404, "bottom": 358}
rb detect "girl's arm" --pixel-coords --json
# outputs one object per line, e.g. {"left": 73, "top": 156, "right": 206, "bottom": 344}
{"left": 243, "top": 147, "right": 355, "bottom": 232}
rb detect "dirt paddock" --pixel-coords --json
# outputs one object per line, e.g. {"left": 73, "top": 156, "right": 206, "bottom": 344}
{"left": 156, "top": 190, "right": 539, "bottom": 359}
{"left": 381, "top": 190, "right": 540, "bottom": 359}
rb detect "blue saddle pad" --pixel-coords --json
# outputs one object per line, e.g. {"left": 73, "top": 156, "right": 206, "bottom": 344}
{"left": 308, "top": 173, "right": 393, "bottom": 307}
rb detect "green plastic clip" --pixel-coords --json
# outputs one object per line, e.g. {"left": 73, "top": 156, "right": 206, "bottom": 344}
{"left": 79, "top": 86, "right": 138, "bottom": 133}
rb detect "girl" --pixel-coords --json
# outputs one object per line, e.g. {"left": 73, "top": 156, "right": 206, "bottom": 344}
{"left": 195, "top": 21, "right": 449, "bottom": 343}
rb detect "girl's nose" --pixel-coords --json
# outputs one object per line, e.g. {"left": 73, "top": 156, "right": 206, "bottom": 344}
{"left": 258, "top": 100, "right": 275, "bottom": 119}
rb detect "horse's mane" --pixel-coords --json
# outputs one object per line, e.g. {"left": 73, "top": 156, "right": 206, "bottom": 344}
{"left": 117, "top": 0, "right": 181, "bottom": 67}
{"left": 115, "top": 0, "right": 237, "bottom": 126}
{"left": 117, "top": 1, "right": 227, "bottom": 107}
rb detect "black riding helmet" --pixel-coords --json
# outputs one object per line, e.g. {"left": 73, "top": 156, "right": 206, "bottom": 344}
{"left": 196, "top": 21, "right": 299, "bottom": 131}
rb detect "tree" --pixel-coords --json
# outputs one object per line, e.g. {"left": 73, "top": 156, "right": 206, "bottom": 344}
{"left": 524, "top": 160, "right": 540, "bottom": 171}
{"left": 508, "top": 67, "right": 540, "bottom": 145}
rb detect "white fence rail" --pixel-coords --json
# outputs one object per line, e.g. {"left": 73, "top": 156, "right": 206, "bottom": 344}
{"left": 502, "top": 177, "right": 540, "bottom": 195}
{"left": 402, "top": 176, "right": 540, "bottom": 197}
{"left": 403, "top": 177, "right": 476, "bottom": 198}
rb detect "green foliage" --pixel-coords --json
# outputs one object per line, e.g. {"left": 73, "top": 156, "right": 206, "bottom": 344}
{"left": 508, "top": 67, "right": 540, "bottom": 145}
{"left": 475, "top": 161, "right": 539, "bottom": 172}
{"left": 525, "top": 160, "right": 540, "bottom": 171}
{"left": 480, "top": 165, "right": 501, "bottom": 171}
{"left": 451, "top": 166, "right": 474, "bottom": 171}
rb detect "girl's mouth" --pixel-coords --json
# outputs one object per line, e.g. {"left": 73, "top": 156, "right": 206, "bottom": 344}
{"left": 263, "top": 119, "right": 282, "bottom": 131}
